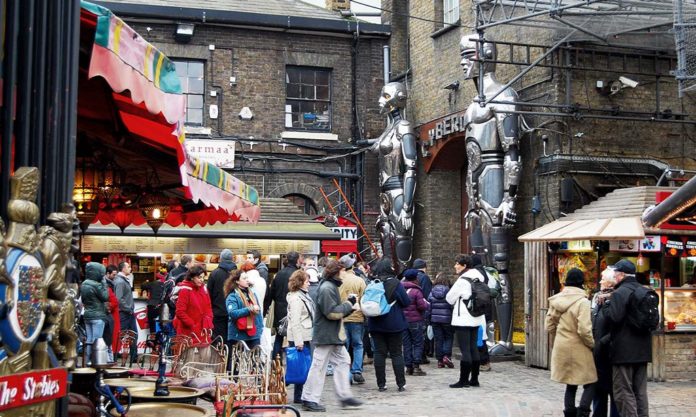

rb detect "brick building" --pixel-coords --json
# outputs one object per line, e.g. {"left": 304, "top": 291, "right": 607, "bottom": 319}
{"left": 380, "top": 1, "right": 696, "bottom": 342}
{"left": 95, "top": 0, "right": 389, "bottom": 231}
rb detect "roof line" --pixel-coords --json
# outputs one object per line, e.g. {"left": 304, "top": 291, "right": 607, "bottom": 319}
{"left": 94, "top": 1, "right": 390, "bottom": 36}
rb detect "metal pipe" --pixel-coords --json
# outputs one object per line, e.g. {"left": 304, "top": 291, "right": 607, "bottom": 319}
{"left": 63, "top": 0, "right": 80, "bottom": 207}
{"left": 1, "top": 0, "right": 20, "bottom": 219}
{"left": 550, "top": 15, "right": 608, "bottom": 45}
{"left": 476, "top": 0, "right": 605, "bottom": 30}
{"left": 480, "top": 109, "right": 696, "bottom": 125}
{"left": 643, "top": 174, "right": 696, "bottom": 228}
{"left": 16, "top": 0, "right": 35, "bottom": 167}
{"left": 30, "top": 0, "right": 48, "bottom": 171}
{"left": 383, "top": 44, "right": 390, "bottom": 83}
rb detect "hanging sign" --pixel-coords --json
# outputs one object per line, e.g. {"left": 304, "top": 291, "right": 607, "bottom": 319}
{"left": 662, "top": 236, "right": 685, "bottom": 257}
{"left": 185, "top": 139, "right": 235, "bottom": 168}
{"left": 639, "top": 235, "right": 661, "bottom": 252}
{"left": 0, "top": 368, "right": 68, "bottom": 412}
{"left": 686, "top": 238, "right": 696, "bottom": 257}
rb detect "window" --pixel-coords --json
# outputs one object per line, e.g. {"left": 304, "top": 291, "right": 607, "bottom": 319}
{"left": 285, "top": 67, "right": 331, "bottom": 131}
{"left": 443, "top": 0, "right": 460, "bottom": 25}
{"left": 173, "top": 60, "right": 205, "bottom": 125}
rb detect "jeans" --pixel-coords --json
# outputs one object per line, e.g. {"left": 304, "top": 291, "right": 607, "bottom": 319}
{"left": 119, "top": 312, "right": 138, "bottom": 363}
{"left": 454, "top": 326, "right": 480, "bottom": 365}
{"left": 344, "top": 322, "right": 364, "bottom": 374}
{"left": 565, "top": 383, "right": 596, "bottom": 411}
{"left": 371, "top": 331, "right": 406, "bottom": 389}
{"left": 272, "top": 324, "right": 286, "bottom": 364}
{"left": 85, "top": 319, "right": 105, "bottom": 364}
{"left": 431, "top": 322, "right": 454, "bottom": 360}
{"left": 402, "top": 321, "right": 425, "bottom": 367}
{"left": 146, "top": 305, "right": 160, "bottom": 334}
{"left": 288, "top": 341, "right": 312, "bottom": 403}
{"left": 613, "top": 364, "right": 649, "bottom": 417}
{"left": 301, "top": 345, "right": 353, "bottom": 403}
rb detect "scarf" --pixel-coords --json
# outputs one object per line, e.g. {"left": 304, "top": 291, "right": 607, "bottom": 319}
{"left": 235, "top": 287, "right": 258, "bottom": 332}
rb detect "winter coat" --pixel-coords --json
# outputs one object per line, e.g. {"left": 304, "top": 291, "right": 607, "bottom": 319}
{"left": 287, "top": 289, "right": 315, "bottom": 347}
{"left": 593, "top": 301, "right": 614, "bottom": 392}
{"left": 545, "top": 286, "right": 597, "bottom": 386}
{"left": 257, "top": 262, "right": 270, "bottom": 286}
{"left": 312, "top": 277, "right": 354, "bottom": 345}
{"left": 82, "top": 278, "right": 109, "bottom": 321}
{"left": 428, "top": 284, "right": 453, "bottom": 324}
{"left": 169, "top": 265, "right": 189, "bottom": 284}
{"left": 107, "top": 287, "right": 121, "bottom": 353}
{"left": 446, "top": 269, "right": 487, "bottom": 328}
{"left": 605, "top": 275, "right": 653, "bottom": 364}
{"left": 308, "top": 281, "right": 320, "bottom": 303}
{"left": 173, "top": 280, "right": 214, "bottom": 339}
{"left": 402, "top": 280, "right": 429, "bottom": 323}
{"left": 207, "top": 260, "right": 237, "bottom": 319}
{"left": 265, "top": 265, "right": 298, "bottom": 327}
{"left": 417, "top": 270, "right": 433, "bottom": 300}
{"left": 339, "top": 269, "right": 367, "bottom": 323}
{"left": 246, "top": 269, "right": 267, "bottom": 309}
{"left": 226, "top": 287, "right": 264, "bottom": 342}
{"left": 142, "top": 279, "right": 164, "bottom": 307}
{"left": 113, "top": 274, "right": 134, "bottom": 314}
{"left": 367, "top": 276, "right": 411, "bottom": 334}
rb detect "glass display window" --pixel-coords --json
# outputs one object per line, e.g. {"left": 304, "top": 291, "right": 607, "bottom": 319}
{"left": 662, "top": 288, "right": 696, "bottom": 331}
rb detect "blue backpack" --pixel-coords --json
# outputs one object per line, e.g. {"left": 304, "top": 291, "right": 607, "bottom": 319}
{"left": 361, "top": 279, "right": 396, "bottom": 317}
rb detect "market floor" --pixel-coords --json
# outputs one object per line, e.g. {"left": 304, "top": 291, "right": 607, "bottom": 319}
{"left": 238, "top": 360, "right": 696, "bottom": 417}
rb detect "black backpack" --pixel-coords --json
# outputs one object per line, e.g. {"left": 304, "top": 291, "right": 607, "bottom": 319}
{"left": 627, "top": 285, "right": 660, "bottom": 333}
{"left": 464, "top": 277, "right": 492, "bottom": 318}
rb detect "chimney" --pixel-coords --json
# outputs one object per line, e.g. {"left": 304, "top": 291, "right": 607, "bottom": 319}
{"left": 326, "top": 0, "right": 351, "bottom": 12}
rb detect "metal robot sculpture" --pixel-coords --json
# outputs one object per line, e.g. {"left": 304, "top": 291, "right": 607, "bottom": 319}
{"left": 362, "top": 82, "right": 417, "bottom": 271}
{"left": 459, "top": 33, "right": 520, "bottom": 355}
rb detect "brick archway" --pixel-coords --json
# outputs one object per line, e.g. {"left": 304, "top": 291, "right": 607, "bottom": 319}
{"left": 267, "top": 183, "right": 328, "bottom": 214}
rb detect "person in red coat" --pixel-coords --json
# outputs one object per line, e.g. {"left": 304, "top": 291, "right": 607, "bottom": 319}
{"left": 107, "top": 286, "right": 121, "bottom": 362}
{"left": 174, "top": 265, "right": 213, "bottom": 341}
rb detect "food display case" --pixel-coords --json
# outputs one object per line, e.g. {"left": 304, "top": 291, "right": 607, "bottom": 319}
{"left": 662, "top": 288, "right": 696, "bottom": 331}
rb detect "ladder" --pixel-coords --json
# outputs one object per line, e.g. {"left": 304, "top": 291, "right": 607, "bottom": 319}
{"left": 319, "top": 178, "right": 380, "bottom": 261}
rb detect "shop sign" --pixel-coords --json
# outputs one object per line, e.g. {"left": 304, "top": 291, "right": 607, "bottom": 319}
{"left": 559, "top": 240, "right": 592, "bottom": 252}
{"left": 0, "top": 368, "right": 67, "bottom": 411}
{"left": 184, "top": 139, "right": 235, "bottom": 169}
{"left": 686, "top": 238, "right": 696, "bottom": 257}
{"left": 328, "top": 227, "right": 358, "bottom": 241}
{"left": 662, "top": 236, "right": 685, "bottom": 257}
{"left": 609, "top": 236, "right": 661, "bottom": 253}
{"left": 425, "top": 111, "right": 468, "bottom": 144}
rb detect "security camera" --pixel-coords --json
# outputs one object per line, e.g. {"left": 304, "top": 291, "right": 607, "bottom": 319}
{"left": 443, "top": 80, "right": 460, "bottom": 91}
{"left": 619, "top": 76, "right": 639, "bottom": 88}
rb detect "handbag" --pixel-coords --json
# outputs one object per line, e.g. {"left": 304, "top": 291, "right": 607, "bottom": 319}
{"left": 235, "top": 316, "right": 257, "bottom": 337}
{"left": 285, "top": 346, "right": 312, "bottom": 385}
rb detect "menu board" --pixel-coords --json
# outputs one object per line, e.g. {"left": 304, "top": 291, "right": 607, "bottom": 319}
{"left": 271, "top": 240, "right": 294, "bottom": 254}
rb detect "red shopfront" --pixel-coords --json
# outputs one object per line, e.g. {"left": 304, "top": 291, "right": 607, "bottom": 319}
{"left": 315, "top": 216, "right": 358, "bottom": 258}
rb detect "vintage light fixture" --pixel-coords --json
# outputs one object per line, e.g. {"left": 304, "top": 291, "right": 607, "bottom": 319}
{"left": 74, "top": 158, "right": 101, "bottom": 231}
{"left": 139, "top": 194, "right": 171, "bottom": 233}
{"left": 174, "top": 23, "right": 195, "bottom": 43}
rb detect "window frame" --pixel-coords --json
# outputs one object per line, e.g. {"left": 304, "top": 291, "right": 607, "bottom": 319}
{"left": 172, "top": 59, "right": 206, "bottom": 127}
{"left": 285, "top": 66, "right": 332, "bottom": 132}
{"left": 443, "top": 0, "right": 460, "bottom": 26}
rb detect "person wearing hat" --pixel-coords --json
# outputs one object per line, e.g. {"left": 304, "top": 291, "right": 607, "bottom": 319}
{"left": 413, "top": 258, "right": 434, "bottom": 364}
{"left": 401, "top": 268, "right": 430, "bottom": 376}
{"left": 81, "top": 262, "right": 109, "bottom": 365}
{"left": 604, "top": 259, "right": 652, "bottom": 417}
{"left": 338, "top": 253, "right": 368, "bottom": 384}
{"left": 545, "top": 268, "right": 597, "bottom": 417}
{"left": 207, "top": 249, "right": 238, "bottom": 342}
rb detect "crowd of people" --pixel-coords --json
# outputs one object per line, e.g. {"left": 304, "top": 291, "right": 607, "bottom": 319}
{"left": 546, "top": 259, "right": 653, "bottom": 417}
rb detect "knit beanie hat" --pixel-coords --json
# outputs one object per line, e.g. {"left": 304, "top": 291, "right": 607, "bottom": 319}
{"left": 220, "top": 249, "right": 233, "bottom": 262}
{"left": 85, "top": 262, "right": 106, "bottom": 281}
{"left": 339, "top": 253, "right": 357, "bottom": 269}
{"left": 413, "top": 258, "right": 427, "bottom": 269}
{"left": 565, "top": 268, "right": 585, "bottom": 288}
{"left": 403, "top": 268, "right": 419, "bottom": 281}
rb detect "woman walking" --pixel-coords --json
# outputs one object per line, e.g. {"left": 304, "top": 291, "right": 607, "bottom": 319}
{"left": 428, "top": 272, "right": 454, "bottom": 368}
{"left": 367, "top": 257, "right": 411, "bottom": 392}
{"left": 286, "top": 270, "right": 315, "bottom": 404}
{"left": 225, "top": 269, "right": 264, "bottom": 359}
{"left": 446, "top": 254, "right": 487, "bottom": 388}
{"left": 173, "top": 265, "right": 213, "bottom": 340}
{"left": 545, "top": 268, "right": 597, "bottom": 417}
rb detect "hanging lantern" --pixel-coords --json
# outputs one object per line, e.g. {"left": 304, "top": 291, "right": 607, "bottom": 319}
{"left": 73, "top": 158, "right": 99, "bottom": 204}
{"left": 98, "top": 159, "right": 126, "bottom": 202}
{"left": 139, "top": 194, "right": 171, "bottom": 234}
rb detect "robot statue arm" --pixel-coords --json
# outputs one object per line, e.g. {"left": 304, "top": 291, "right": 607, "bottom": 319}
{"left": 495, "top": 110, "right": 521, "bottom": 226}
{"left": 399, "top": 122, "right": 417, "bottom": 231}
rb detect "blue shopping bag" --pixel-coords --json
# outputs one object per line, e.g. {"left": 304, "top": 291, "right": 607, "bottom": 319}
{"left": 285, "top": 346, "right": 312, "bottom": 385}
{"left": 477, "top": 325, "right": 485, "bottom": 348}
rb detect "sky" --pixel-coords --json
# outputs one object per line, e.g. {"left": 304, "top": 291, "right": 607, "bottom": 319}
{"left": 301, "top": 0, "right": 382, "bottom": 24}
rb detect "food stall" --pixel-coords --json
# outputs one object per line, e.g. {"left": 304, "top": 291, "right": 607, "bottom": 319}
{"left": 520, "top": 185, "right": 696, "bottom": 380}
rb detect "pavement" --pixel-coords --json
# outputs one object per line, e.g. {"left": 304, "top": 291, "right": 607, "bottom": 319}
{"left": 251, "top": 359, "right": 696, "bottom": 417}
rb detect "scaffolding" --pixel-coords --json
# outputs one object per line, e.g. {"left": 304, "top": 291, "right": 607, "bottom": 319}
{"left": 471, "top": 0, "right": 696, "bottom": 122}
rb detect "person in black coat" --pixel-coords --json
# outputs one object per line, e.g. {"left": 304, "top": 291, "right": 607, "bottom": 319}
{"left": 207, "top": 249, "right": 238, "bottom": 343}
{"left": 605, "top": 260, "right": 651, "bottom": 417}
{"left": 265, "top": 251, "right": 300, "bottom": 360}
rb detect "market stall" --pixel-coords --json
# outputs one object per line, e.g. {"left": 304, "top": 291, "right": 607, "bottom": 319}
{"left": 519, "top": 185, "right": 696, "bottom": 381}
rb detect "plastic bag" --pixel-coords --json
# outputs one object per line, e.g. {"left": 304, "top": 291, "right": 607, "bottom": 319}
{"left": 285, "top": 346, "right": 312, "bottom": 385}
{"left": 426, "top": 325, "right": 434, "bottom": 341}
{"left": 260, "top": 327, "right": 273, "bottom": 360}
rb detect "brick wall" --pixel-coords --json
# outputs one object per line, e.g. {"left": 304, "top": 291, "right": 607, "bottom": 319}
{"left": 662, "top": 334, "right": 696, "bottom": 381}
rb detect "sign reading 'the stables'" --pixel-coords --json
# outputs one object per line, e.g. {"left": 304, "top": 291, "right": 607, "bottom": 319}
{"left": 0, "top": 368, "right": 68, "bottom": 411}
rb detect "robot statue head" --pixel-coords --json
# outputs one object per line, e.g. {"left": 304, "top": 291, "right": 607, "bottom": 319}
{"left": 460, "top": 33, "right": 497, "bottom": 80}
{"left": 378, "top": 82, "right": 407, "bottom": 114}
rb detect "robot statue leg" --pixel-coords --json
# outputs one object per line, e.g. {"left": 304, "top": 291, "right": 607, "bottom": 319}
{"left": 394, "top": 234, "right": 412, "bottom": 269}
{"left": 489, "top": 226, "right": 515, "bottom": 356}
{"left": 376, "top": 214, "right": 399, "bottom": 268}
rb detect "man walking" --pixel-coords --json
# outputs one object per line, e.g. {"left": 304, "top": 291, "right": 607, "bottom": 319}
{"left": 114, "top": 261, "right": 136, "bottom": 364}
{"left": 301, "top": 260, "right": 363, "bottom": 412}
{"left": 266, "top": 251, "right": 300, "bottom": 360}
{"left": 338, "top": 253, "right": 367, "bottom": 384}
{"left": 208, "top": 249, "right": 237, "bottom": 342}
{"left": 605, "top": 259, "right": 651, "bottom": 417}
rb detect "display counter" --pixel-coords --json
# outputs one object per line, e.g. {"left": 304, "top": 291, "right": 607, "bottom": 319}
{"left": 662, "top": 288, "right": 696, "bottom": 332}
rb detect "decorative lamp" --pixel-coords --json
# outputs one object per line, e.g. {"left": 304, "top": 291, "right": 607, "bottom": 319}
{"left": 98, "top": 159, "right": 126, "bottom": 202}
{"left": 74, "top": 158, "right": 100, "bottom": 231}
{"left": 140, "top": 194, "right": 171, "bottom": 234}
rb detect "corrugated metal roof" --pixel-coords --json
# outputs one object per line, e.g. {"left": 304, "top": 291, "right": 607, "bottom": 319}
{"left": 101, "top": 0, "right": 343, "bottom": 20}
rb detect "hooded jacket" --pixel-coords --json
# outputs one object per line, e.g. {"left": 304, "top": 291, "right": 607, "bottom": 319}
{"left": 174, "top": 280, "right": 213, "bottom": 339}
{"left": 446, "top": 269, "right": 487, "bottom": 328}
{"left": 82, "top": 265, "right": 109, "bottom": 321}
{"left": 312, "top": 276, "right": 354, "bottom": 345}
{"left": 428, "top": 284, "right": 453, "bottom": 324}
{"left": 402, "top": 280, "right": 429, "bottom": 323}
{"left": 545, "top": 286, "right": 597, "bottom": 385}
{"left": 207, "top": 260, "right": 237, "bottom": 318}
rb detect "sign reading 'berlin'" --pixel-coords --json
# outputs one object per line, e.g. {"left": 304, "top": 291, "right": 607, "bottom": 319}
{"left": 426, "top": 111, "right": 469, "bottom": 144}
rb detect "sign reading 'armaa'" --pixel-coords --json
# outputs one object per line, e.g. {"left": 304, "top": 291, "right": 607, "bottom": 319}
{"left": 427, "top": 112, "right": 469, "bottom": 143}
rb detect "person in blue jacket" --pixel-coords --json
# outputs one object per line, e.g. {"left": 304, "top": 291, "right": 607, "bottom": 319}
{"left": 367, "top": 257, "right": 411, "bottom": 392}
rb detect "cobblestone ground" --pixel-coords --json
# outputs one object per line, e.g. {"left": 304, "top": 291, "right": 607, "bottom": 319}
{"left": 267, "top": 360, "right": 696, "bottom": 417}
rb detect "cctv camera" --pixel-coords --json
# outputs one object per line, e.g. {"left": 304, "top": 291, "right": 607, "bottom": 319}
{"left": 619, "top": 76, "right": 639, "bottom": 88}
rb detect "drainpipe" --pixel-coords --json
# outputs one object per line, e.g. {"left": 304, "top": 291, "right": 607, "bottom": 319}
{"left": 383, "top": 45, "right": 390, "bottom": 83}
